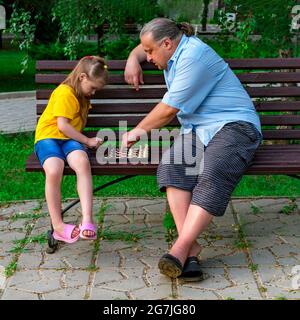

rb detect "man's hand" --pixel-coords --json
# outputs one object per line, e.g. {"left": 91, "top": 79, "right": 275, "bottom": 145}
{"left": 121, "top": 128, "right": 146, "bottom": 150}
{"left": 124, "top": 57, "right": 144, "bottom": 91}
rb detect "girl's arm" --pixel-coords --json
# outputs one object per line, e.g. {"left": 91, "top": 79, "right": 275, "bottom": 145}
{"left": 57, "top": 117, "right": 101, "bottom": 148}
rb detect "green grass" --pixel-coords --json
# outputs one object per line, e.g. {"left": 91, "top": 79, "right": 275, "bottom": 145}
{"left": 0, "top": 50, "right": 36, "bottom": 92}
{"left": 1, "top": 132, "right": 300, "bottom": 202}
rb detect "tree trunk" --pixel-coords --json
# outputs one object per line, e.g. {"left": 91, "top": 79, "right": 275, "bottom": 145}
{"left": 96, "top": 24, "right": 104, "bottom": 55}
{"left": 201, "top": 0, "right": 210, "bottom": 32}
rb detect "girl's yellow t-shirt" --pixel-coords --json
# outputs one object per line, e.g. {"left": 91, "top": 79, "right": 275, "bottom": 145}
{"left": 34, "top": 84, "right": 91, "bottom": 144}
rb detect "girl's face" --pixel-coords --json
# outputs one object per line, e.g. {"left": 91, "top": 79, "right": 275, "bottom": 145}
{"left": 79, "top": 73, "right": 105, "bottom": 98}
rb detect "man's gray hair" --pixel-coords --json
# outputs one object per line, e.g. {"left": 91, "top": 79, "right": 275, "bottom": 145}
{"left": 140, "top": 18, "right": 195, "bottom": 42}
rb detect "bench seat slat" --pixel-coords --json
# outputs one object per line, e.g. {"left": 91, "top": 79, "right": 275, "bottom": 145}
{"left": 36, "top": 72, "right": 300, "bottom": 85}
{"left": 36, "top": 101, "right": 300, "bottom": 115}
{"left": 36, "top": 87, "right": 300, "bottom": 100}
{"left": 26, "top": 145, "right": 300, "bottom": 175}
{"left": 36, "top": 58, "right": 300, "bottom": 71}
{"left": 81, "top": 130, "right": 300, "bottom": 140}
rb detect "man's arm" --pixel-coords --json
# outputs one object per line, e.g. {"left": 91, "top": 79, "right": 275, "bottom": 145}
{"left": 121, "top": 102, "right": 179, "bottom": 148}
{"left": 124, "top": 44, "right": 147, "bottom": 91}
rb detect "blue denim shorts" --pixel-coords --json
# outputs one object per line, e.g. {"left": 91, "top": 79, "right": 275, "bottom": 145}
{"left": 34, "top": 138, "right": 87, "bottom": 166}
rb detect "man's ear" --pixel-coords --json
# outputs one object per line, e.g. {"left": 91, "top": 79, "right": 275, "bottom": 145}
{"left": 163, "top": 38, "right": 173, "bottom": 50}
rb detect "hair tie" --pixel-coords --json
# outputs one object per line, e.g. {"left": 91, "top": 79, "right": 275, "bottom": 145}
{"left": 84, "top": 55, "right": 93, "bottom": 59}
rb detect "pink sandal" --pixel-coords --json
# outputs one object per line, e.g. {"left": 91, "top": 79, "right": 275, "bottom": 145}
{"left": 52, "top": 224, "right": 80, "bottom": 244}
{"left": 79, "top": 222, "right": 97, "bottom": 240}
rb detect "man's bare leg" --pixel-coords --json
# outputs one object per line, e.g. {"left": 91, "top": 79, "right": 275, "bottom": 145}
{"left": 166, "top": 187, "right": 203, "bottom": 257}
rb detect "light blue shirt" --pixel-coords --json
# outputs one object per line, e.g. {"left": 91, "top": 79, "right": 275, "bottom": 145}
{"left": 161, "top": 34, "right": 262, "bottom": 146}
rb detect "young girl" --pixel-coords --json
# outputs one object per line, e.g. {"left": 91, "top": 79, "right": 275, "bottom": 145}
{"left": 34, "top": 56, "right": 108, "bottom": 243}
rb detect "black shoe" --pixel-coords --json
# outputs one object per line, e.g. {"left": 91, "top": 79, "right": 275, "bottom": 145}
{"left": 178, "top": 256, "right": 204, "bottom": 282}
{"left": 158, "top": 253, "right": 183, "bottom": 278}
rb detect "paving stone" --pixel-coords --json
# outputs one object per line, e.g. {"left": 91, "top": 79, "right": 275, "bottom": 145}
{"left": 264, "top": 284, "right": 300, "bottom": 299}
{"left": 7, "top": 269, "right": 62, "bottom": 293}
{"left": 232, "top": 198, "right": 290, "bottom": 215}
{"left": 275, "top": 224, "right": 300, "bottom": 237}
{"left": 200, "top": 246, "right": 236, "bottom": 261}
{"left": 104, "top": 201, "right": 126, "bottom": 214}
{"left": 103, "top": 214, "right": 131, "bottom": 225}
{"left": 0, "top": 220, "right": 10, "bottom": 230}
{"left": 279, "top": 236, "right": 300, "bottom": 248}
{"left": 183, "top": 268, "right": 231, "bottom": 290}
{"left": 142, "top": 202, "right": 167, "bottom": 214}
{"left": 256, "top": 265, "right": 286, "bottom": 284}
{"left": 242, "top": 220, "right": 283, "bottom": 237}
{"left": 219, "top": 252, "right": 248, "bottom": 267}
{"left": 93, "top": 269, "right": 125, "bottom": 285}
{"left": 1, "top": 288, "right": 39, "bottom": 300}
{"left": 100, "top": 240, "right": 133, "bottom": 253}
{"left": 218, "top": 283, "right": 262, "bottom": 300}
{"left": 96, "top": 252, "right": 120, "bottom": 268}
{"left": 144, "top": 213, "right": 165, "bottom": 224}
{"left": 177, "top": 286, "right": 219, "bottom": 300}
{"left": 97, "top": 276, "right": 146, "bottom": 292}
{"left": 270, "top": 244, "right": 300, "bottom": 258}
{"left": 90, "top": 287, "right": 129, "bottom": 300}
{"left": 227, "top": 267, "right": 256, "bottom": 286}
{"left": 44, "top": 286, "right": 87, "bottom": 300}
{"left": 145, "top": 267, "right": 171, "bottom": 286}
{"left": 17, "top": 251, "right": 43, "bottom": 269}
{"left": 250, "top": 249, "right": 277, "bottom": 265}
{"left": 126, "top": 198, "right": 165, "bottom": 209}
{"left": 277, "top": 257, "right": 300, "bottom": 268}
{"left": 245, "top": 236, "right": 283, "bottom": 249}
{"left": 0, "top": 266, "right": 7, "bottom": 290}
{"left": 42, "top": 244, "right": 94, "bottom": 269}
{"left": 131, "top": 284, "right": 172, "bottom": 300}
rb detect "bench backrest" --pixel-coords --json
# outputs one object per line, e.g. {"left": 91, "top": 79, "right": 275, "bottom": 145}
{"left": 36, "top": 58, "right": 300, "bottom": 142}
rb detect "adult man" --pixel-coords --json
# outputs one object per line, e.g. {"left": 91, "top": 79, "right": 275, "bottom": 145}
{"left": 122, "top": 18, "right": 262, "bottom": 280}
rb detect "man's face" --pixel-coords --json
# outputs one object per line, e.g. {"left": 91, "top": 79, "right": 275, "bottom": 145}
{"left": 140, "top": 33, "right": 174, "bottom": 70}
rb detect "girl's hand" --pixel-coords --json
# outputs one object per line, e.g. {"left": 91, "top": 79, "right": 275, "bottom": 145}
{"left": 86, "top": 137, "right": 103, "bottom": 149}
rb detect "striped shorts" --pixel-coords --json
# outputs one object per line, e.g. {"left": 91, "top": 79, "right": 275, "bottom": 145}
{"left": 157, "top": 121, "right": 262, "bottom": 217}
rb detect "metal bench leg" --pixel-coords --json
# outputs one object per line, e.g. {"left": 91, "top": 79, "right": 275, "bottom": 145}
{"left": 46, "top": 175, "right": 137, "bottom": 254}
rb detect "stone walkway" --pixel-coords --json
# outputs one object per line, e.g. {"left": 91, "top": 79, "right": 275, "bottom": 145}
{"left": 0, "top": 95, "right": 35, "bottom": 134}
{"left": 0, "top": 197, "right": 299, "bottom": 300}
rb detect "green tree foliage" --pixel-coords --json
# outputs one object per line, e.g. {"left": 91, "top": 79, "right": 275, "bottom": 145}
{"left": 8, "top": 0, "right": 159, "bottom": 68}
{"left": 223, "top": 0, "right": 295, "bottom": 56}
{"left": 52, "top": 0, "right": 158, "bottom": 59}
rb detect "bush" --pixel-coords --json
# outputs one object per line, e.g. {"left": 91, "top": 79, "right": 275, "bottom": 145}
{"left": 28, "top": 42, "right": 65, "bottom": 60}
{"left": 101, "top": 35, "right": 140, "bottom": 60}
{"left": 29, "top": 41, "right": 100, "bottom": 60}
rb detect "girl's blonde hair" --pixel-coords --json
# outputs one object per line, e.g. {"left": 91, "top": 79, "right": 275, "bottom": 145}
{"left": 62, "top": 55, "right": 108, "bottom": 126}
{"left": 63, "top": 55, "right": 108, "bottom": 100}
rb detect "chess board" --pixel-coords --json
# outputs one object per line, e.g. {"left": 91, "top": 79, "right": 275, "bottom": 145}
{"left": 104, "top": 144, "right": 149, "bottom": 161}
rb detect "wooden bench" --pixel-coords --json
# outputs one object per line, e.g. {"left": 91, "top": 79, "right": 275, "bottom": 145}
{"left": 26, "top": 58, "right": 300, "bottom": 252}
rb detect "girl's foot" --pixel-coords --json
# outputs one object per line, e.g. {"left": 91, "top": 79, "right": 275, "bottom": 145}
{"left": 53, "top": 224, "right": 80, "bottom": 243}
{"left": 79, "top": 221, "right": 97, "bottom": 240}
